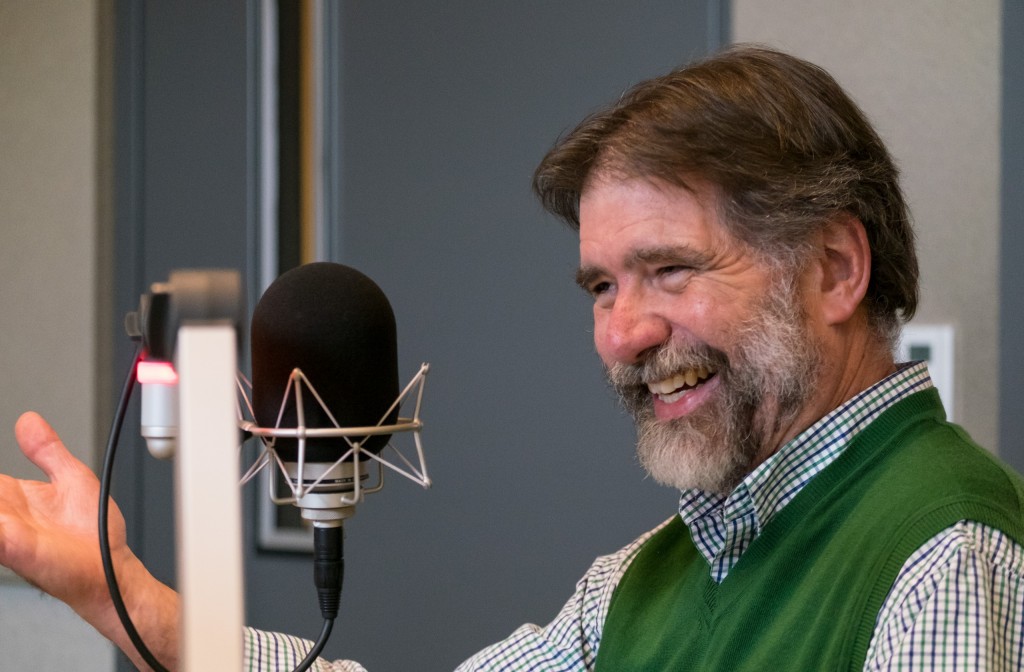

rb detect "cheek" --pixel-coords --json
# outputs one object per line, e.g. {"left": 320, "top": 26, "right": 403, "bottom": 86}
{"left": 663, "top": 294, "right": 720, "bottom": 345}
{"left": 683, "top": 295, "right": 713, "bottom": 325}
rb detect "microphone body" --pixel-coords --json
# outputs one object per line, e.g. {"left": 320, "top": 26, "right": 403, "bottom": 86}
{"left": 250, "top": 262, "right": 402, "bottom": 522}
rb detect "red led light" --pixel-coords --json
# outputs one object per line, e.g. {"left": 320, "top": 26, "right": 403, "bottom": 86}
{"left": 137, "top": 360, "right": 179, "bottom": 385}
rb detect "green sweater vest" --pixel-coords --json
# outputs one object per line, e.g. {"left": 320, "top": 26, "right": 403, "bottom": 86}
{"left": 595, "top": 389, "right": 1024, "bottom": 671}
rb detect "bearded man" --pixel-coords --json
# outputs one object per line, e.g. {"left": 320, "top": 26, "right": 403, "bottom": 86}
{"left": 1, "top": 45, "right": 1022, "bottom": 671}
{"left": 453, "top": 46, "right": 1024, "bottom": 671}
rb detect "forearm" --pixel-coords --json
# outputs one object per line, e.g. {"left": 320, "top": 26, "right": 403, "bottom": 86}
{"left": 74, "top": 547, "right": 181, "bottom": 672}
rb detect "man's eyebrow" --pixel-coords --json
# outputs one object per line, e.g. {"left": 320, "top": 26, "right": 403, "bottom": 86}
{"left": 575, "top": 244, "right": 713, "bottom": 289}
{"left": 575, "top": 265, "right": 604, "bottom": 290}
{"left": 628, "top": 244, "right": 714, "bottom": 268}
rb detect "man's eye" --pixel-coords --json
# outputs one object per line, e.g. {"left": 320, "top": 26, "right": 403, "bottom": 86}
{"left": 589, "top": 281, "right": 611, "bottom": 297}
{"left": 657, "top": 265, "right": 693, "bottom": 290}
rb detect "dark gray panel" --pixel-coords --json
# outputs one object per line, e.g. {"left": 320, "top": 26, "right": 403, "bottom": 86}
{"left": 246, "top": 2, "right": 721, "bottom": 669}
{"left": 1001, "top": 0, "right": 1024, "bottom": 473}
{"left": 112, "top": 1, "right": 250, "bottom": 669}
{"left": 114, "top": 2, "right": 724, "bottom": 670}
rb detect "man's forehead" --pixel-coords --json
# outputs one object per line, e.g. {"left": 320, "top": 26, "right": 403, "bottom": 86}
{"left": 577, "top": 174, "right": 732, "bottom": 247}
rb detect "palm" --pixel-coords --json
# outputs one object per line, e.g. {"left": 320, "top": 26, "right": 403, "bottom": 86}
{"left": 0, "top": 412, "right": 126, "bottom": 614}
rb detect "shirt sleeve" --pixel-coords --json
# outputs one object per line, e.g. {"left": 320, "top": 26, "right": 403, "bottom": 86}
{"left": 241, "top": 523, "right": 663, "bottom": 672}
{"left": 865, "top": 521, "right": 1024, "bottom": 671}
{"left": 243, "top": 628, "right": 367, "bottom": 672}
{"left": 454, "top": 529, "right": 657, "bottom": 672}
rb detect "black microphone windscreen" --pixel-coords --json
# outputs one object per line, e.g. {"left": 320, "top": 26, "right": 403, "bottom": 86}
{"left": 251, "top": 262, "right": 399, "bottom": 461}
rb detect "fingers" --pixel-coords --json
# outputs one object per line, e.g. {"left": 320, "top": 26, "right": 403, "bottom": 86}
{"left": 14, "top": 411, "right": 88, "bottom": 483}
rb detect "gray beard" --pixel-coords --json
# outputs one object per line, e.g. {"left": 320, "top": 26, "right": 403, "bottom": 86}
{"left": 606, "top": 281, "right": 823, "bottom": 494}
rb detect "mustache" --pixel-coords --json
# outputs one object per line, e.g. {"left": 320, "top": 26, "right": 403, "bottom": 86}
{"left": 605, "top": 341, "right": 729, "bottom": 410}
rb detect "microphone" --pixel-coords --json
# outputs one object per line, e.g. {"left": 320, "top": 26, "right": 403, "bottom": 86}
{"left": 241, "top": 262, "right": 430, "bottom": 525}
{"left": 125, "top": 263, "right": 428, "bottom": 658}
{"left": 242, "top": 262, "right": 430, "bottom": 636}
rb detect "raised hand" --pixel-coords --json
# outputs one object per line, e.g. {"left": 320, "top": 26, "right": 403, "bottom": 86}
{"left": 0, "top": 411, "right": 180, "bottom": 671}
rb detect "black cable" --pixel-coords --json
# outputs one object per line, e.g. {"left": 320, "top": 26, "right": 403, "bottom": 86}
{"left": 292, "top": 524, "right": 344, "bottom": 671}
{"left": 99, "top": 347, "right": 170, "bottom": 672}
{"left": 294, "top": 618, "right": 336, "bottom": 672}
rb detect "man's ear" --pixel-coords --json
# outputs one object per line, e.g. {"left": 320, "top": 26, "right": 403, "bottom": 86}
{"left": 817, "top": 214, "right": 871, "bottom": 326}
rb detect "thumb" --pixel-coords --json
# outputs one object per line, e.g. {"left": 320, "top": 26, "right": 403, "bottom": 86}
{"left": 14, "top": 411, "right": 89, "bottom": 483}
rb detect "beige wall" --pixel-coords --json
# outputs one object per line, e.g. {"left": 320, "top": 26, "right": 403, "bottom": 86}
{"left": 732, "top": 0, "right": 1002, "bottom": 450}
{"left": 0, "top": 2, "right": 112, "bottom": 474}
{"left": 0, "top": 0, "right": 114, "bottom": 667}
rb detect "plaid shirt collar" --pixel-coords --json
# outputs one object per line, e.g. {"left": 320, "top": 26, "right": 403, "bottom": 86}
{"left": 678, "top": 361, "right": 935, "bottom": 583}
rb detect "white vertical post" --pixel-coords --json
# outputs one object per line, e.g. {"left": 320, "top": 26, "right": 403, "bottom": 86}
{"left": 175, "top": 325, "right": 244, "bottom": 670}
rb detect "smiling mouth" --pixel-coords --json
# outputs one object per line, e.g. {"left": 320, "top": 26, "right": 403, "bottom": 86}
{"left": 647, "top": 366, "right": 715, "bottom": 404}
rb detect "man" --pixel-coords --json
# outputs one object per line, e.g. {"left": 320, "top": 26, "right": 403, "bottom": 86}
{"left": 2, "top": 45, "right": 1023, "bottom": 671}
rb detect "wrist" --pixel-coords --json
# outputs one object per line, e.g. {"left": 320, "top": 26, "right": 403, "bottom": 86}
{"left": 83, "top": 548, "right": 180, "bottom": 672}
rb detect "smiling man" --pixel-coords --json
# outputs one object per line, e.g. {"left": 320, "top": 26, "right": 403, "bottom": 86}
{"left": 457, "top": 44, "right": 1024, "bottom": 671}
{"left": 1, "top": 45, "right": 1023, "bottom": 672}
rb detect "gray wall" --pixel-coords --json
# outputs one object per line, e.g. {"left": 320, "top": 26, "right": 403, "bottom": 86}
{"left": 112, "top": 2, "right": 723, "bottom": 670}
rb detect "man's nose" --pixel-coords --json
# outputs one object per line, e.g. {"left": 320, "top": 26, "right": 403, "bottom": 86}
{"left": 599, "top": 291, "right": 671, "bottom": 365}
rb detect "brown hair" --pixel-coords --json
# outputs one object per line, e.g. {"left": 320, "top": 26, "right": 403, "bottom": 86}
{"left": 533, "top": 44, "right": 917, "bottom": 345}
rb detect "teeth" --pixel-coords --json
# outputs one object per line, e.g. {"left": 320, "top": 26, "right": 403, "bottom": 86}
{"left": 647, "top": 367, "right": 712, "bottom": 397}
